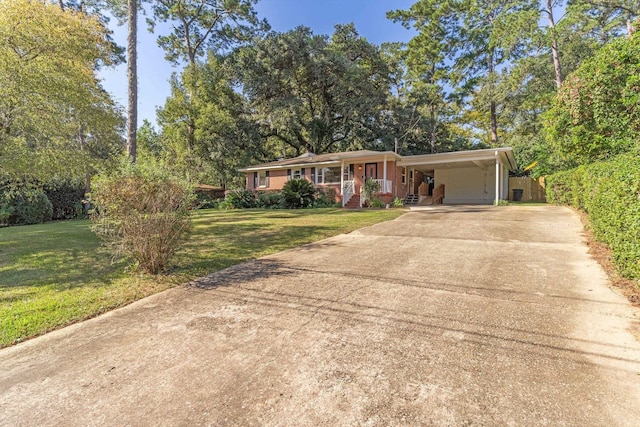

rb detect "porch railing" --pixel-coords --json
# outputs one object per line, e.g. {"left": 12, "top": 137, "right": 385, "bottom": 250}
{"left": 342, "top": 180, "right": 355, "bottom": 207}
{"left": 373, "top": 179, "right": 392, "bottom": 193}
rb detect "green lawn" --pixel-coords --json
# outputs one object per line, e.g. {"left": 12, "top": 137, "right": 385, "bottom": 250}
{"left": 0, "top": 208, "right": 404, "bottom": 347}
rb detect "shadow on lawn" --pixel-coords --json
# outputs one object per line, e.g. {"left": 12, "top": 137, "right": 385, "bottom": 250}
{"left": 175, "top": 222, "right": 342, "bottom": 279}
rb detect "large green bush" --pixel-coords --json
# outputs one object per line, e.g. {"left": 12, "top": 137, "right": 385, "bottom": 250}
{"left": 282, "top": 179, "right": 316, "bottom": 209}
{"left": 0, "top": 186, "right": 53, "bottom": 225}
{"left": 546, "top": 152, "right": 640, "bottom": 279}
{"left": 224, "top": 189, "right": 257, "bottom": 209}
{"left": 90, "top": 162, "right": 194, "bottom": 274}
{"left": 44, "top": 177, "right": 86, "bottom": 220}
{"left": 544, "top": 31, "right": 640, "bottom": 168}
{"left": 256, "top": 191, "right": 283, "bottom": 209}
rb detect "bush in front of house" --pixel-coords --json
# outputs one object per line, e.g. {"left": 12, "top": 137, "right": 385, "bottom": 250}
{"left": 44, "top": 177, "right": 86, "bottom": 220}
{"left": 391, "top": 197, "right": 404, "bottom": 208}
{"left": 90, "top": 162, "right": 194, "bottom": 274}
{"left": 0, "top": 185, "right": 53, "bottom": 225}
{"left": 546, "top": 152, "right": 640, "bottom": 279}
{"left": 282, "top": 179, "right": 316, "bottom": 209}
{"left": 314, "top": 187, "right": 340, "bottom": 208}
{"left": 224, "top": 189, "right": 257, "bottom": 209}
{"left": 194, "top": 191, "right": 221, "bottom": 209}
{"left": 256, "top": 191, "right": 283, "bottom": 209}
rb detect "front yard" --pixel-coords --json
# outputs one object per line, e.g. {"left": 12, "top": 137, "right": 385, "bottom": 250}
{"left": 0, "top": 208, "right": 404, "bottom": 347}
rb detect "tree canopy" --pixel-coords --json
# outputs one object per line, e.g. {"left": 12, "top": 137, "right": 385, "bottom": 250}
{"left": 0, "top": 0, "right": 123, "bottom": 181}
{"left": 235, "top": 25, "right": 391, "bottom": 156}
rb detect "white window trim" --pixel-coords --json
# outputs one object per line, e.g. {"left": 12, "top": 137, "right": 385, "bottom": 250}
{"left": 317, "top": 166, "right": 341, "bottom": 185}
{"left": 257, "top": 171, "right": 269, "bottom": 188}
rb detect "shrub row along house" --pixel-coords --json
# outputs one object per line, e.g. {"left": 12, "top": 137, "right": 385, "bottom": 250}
{"left": 240, "top": 148, "right": 517, "bottom": 207}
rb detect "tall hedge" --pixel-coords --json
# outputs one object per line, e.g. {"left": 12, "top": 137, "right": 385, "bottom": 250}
{"left": 546, "top": 152, "right": 640, "bottom": 279}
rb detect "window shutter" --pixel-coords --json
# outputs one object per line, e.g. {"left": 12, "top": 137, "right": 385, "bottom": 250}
{"left": 301, "top": 168, "right": 305, "bottom": 177}
{"left": 265, "top": 170, "right": 270, "bottom": 187}
{"left": 311, "top": 167, "right": 316, "bottom": 184}
{"left": 287, "top": 169, "right": 291, "bottom": 180}
{"left": 253, "top": 172, "right": 258, "bottom": 188}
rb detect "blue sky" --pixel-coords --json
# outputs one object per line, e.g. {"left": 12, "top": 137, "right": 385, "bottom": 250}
{"left": 98, "top": 0, "right": 416, "bottom": 126}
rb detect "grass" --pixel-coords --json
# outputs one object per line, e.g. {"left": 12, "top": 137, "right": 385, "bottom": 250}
{"left": 0, "top": 208, "right": 405, "bottom": 347}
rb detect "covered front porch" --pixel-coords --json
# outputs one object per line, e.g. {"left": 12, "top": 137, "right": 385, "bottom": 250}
{"left": 336, "top": 153, "right": 398, "bottom": 208}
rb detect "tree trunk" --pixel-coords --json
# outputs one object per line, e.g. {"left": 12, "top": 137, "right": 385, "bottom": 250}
{"left": 429, "top": 103, "right": 436, "bottom": 153}
{"left": 488, "top": 50, "right": 498, "bottom": 145}
{"left": 546, "top": 0, "right": 563, "bottom": 89}
{"left": 126, "top": 0, "right": 138, "bottom": 162}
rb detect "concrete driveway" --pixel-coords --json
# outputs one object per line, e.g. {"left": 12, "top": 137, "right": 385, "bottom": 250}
{"left": 1, "top": 206, "right": 640, "bottom": 426}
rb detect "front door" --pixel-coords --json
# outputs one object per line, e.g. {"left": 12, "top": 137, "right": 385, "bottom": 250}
{"left": 365, "top": 163, "right": 377, "bottom": 179}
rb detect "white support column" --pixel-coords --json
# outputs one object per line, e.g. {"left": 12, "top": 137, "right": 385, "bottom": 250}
{"left": 500, "top": 162, "right": 504, "bottom": 199}
{"left": 495, "top": 151, "right": 500, "bottom": 205}
{"left": 383, "top": 155, "right": 388, "bottom": 193}
{"left": 340, "top": 160, "right": 345, "bottom": 207}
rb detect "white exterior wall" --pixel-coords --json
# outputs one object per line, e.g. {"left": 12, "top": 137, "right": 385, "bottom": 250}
{"left": 435, "top": 166, "right": 502, "bottom": 204}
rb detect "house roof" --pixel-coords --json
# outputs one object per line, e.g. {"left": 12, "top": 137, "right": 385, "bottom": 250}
{"left": 239, "top": 147, "right": 517, "bottom": 172}
{"left": 239, "top": 150, "right": 401, "bottom": 172}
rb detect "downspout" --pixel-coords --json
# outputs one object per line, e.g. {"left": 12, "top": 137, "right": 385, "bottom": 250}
{"left": 495, "top": 151, "right": 500, "bottom": 205}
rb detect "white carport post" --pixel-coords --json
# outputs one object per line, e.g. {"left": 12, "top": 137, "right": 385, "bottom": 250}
{"left": 495, "top": 150, "right": 500, "bottom": 205}
{"left": 383, "top": 155, "right": 388, "bottom": 192}
{"left": 340, "top": 160, "right": 345, "bottom": 207}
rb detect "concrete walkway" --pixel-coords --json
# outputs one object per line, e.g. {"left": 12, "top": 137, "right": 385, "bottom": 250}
{"left": 1, "top": 206, "right": 640, "bottom": 426}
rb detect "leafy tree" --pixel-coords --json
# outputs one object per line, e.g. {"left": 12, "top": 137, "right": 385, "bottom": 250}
{"left": 543, "top": 30, "right": 640, "bottom": 168}
{"left": 150, "top": 0, "right": 269, "bottom": 66}
{"left": 0, "top": 0, "right": 123, "bottom": 182}
{"left": 157, "top": 55, "right": 261, "bottom": 187}
{"left": 150, "top": 0, "right": 267, "bottom": 180}
{"left": 236, "top": 25, "right": 391, "bottom": 156}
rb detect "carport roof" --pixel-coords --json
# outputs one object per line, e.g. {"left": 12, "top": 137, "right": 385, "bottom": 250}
{"left": 398, "top": 147, "right": 517, "bottom": 171}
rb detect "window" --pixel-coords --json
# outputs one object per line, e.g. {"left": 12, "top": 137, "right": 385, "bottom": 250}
{"left": 288, "top": 168, "right": 306, "bottom": 181}
{"left": 254, "top": 171, "right": 269, "bottom": 188}
{"left": 317, "top": 167, "right": 341, "bottom": 184}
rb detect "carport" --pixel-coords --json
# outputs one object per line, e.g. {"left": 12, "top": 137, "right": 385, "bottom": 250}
{"left": 398, "top": 147, "right": 517, "bottom": 204}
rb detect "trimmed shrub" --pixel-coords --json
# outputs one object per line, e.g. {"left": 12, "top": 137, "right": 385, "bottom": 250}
{"left": 256, "top": 191, "right": 283, "bottom": 209}
{"left": 225, "top": 189, "right": 257, "bottom": 209}
{"left": 391, "top": 197, "right": 404, "bottom": 208}
{"left": 90, "top": 163, "right": 194, "bottom": 274}
{"left": 546, "top": 152, "right": 640, "bottom": 279}
{"left": 315, "top": 187, "right": 339, "bottom": 207}
{"left": 282, "top": 179, "right": 316, "bottom": 209}
{"left": 1, "top": 186, "right": 53, "bottom": 225}
{"left": 44, "top": 177, "right": 86, "bottom": 220}
{"left": 369, "top": 199, "right": 386, "bottom": 208}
